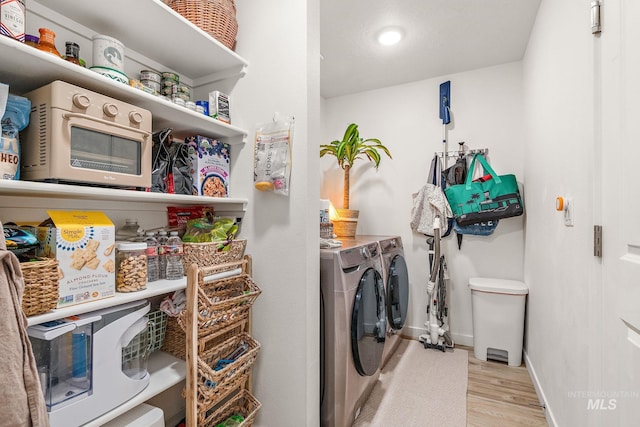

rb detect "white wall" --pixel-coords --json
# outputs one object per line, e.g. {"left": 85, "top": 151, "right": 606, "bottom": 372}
{"left": 233, "top": 1, "right": 320, "bottom": 425}
{"left": 321, "top": 62, "right": 525, "bottom": 346}
{"left": 522, "top": 0, "right": 599, "bottom": 425}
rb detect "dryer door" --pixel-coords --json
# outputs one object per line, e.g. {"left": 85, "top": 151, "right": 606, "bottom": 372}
{"left": 387, "top": 254, "right": 409, "bottom": 330}
{"left": 351, "top": 267, "right": 385, "bottom": 376}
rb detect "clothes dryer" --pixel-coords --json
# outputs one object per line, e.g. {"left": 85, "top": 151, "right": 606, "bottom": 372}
{"left": 357, "top": 235, "right": 409, "bottom": 368}
{"left": 320, "top": 239, "right": 386, "bottom": 427}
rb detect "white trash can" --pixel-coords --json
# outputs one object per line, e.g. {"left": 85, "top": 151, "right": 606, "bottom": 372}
{"left": 469, "top": 277, "right": 528, "bottom": 367}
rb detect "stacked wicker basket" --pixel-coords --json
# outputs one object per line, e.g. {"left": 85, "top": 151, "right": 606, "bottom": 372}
{"left": 162, "top": 252, "right": 261, "bottom": 426}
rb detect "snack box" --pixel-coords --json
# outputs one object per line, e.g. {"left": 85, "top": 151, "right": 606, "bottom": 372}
{"left": 186, "top": 135, "right": 231, "bottom": 197}
{"left": 37, "top": 210, "right": 116, "bottom": 308}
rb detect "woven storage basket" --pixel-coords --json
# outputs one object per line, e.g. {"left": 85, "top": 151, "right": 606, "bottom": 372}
{"left": 20, "top": 258, "right": 59, "bottom": 316}
{"left": 177, "top": 272, "right": 260, "bottom": 337}
{"left": 162, "top": 315, "right": 247, "bottom": 360}
{"left": 166, "top": 0, "right": 238, "bottom": 50}
{"left": 202, "top": 388, "right": 261, "bottom": 427}
{"left": 182, "top": 239, "right": 246, "bottom": 273}
{"left": 194, "top": 332, "right": 260, "bottom": 411}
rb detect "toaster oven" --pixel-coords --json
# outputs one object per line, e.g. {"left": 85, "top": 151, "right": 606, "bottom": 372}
{"left": 20, "top": 80, "right": 152, "bottom": 188}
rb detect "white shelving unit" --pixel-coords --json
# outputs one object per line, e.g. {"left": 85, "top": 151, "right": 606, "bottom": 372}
{"left": 0, "top": 0, "right": 250, "bottom": 424}
{"left": 82, "top": 351, "right": 186, "bottom": 427}
{"left": 26, "top": 278, "right": 186, "bottom": 326}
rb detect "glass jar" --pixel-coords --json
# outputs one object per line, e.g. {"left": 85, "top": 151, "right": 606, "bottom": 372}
{"left": 116, "top": 218, "right": 141, "bottom": 241}
{"left": 64, "top": 41, "right": 81, "bottom": 65}
{"left": 36, "top": 28, "right": 61, "bottom": 57}
{"left": 24, "top": 34, "right": 39, "bottom": 48}
{"left": 115, "top": 242, "right": 147, "bottom": 292}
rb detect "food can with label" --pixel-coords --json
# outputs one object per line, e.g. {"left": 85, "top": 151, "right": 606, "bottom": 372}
{"left": 140, "top": 69, "right": 161, "bottom": 83}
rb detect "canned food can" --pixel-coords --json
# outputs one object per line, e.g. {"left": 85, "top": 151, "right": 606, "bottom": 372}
{"left": 177, "top": 84, "right": 191, "bottom": 95}
{"left": 161, "top": 71, "right": 179, "bottom": 83}
{"left": 161, "top": 78, "right": 178, "bottom": 88}
{"left": 172, "top": 97, "right": 186, "bottom": 107}
{"left": 195, "top": 105, "right": 206, "bottom": 115}
{"left": 185, "top": 101, "right": 196, "bottom": 111}
{"left": 141, "top": 79, "right": 161, "bottom": 94}
{"left": 161, "top": 85, "right": 177, "bottom": 96}
{"left": 140, "top": 69, "right": 161, "bottom": 83}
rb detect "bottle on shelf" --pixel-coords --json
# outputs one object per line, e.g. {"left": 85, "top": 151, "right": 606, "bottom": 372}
{"left": 165, "top": 231, "right": 184, "bottom": 280}
{"left": 144, "top": 231, "right": 159, "bottom": 283}
{"left": 36, "top": 27, "right": 61, "bottom": 58}
{"left": 116, "top": 218, "right": 141, "bottom": 241}
{"left": 156, "top": 230, "right": 168, "bottom": 280}
{"left": 64, "top": 41, "right": 81, "bottom": 66}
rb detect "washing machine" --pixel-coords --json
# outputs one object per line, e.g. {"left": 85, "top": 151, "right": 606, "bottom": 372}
{"left": 320, "top": 239, "right": 386, "bottom": 427}
{"left": 355, "top": 235, "right": 409, "bottom": 368}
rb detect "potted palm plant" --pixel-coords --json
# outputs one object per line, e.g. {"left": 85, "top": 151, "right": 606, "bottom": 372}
{"left": 320, "top": 123, "right": 392, "bottom": 236}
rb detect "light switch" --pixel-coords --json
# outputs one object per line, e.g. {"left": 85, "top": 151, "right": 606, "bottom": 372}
{"left": 564, "top": 198, "right": 574, "bottom": 227}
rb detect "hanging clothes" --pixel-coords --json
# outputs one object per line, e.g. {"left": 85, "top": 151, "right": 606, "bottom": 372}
{"left": 0, "top": 221, "right": 50, "bottom": 427}
{"left": 410, "top": 154, "right": 453, "bottom": 237}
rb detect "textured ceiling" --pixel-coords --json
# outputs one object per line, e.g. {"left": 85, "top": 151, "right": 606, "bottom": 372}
{"left": 320, "top": 0, "right": 541, "bottom": 98}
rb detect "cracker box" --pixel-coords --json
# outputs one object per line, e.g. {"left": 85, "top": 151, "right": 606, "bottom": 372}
{"left": 37, "top": 210, "right": 116, "bottom": 308}
{"left": 186, "top": 135, "right": 231, "bottom": 197}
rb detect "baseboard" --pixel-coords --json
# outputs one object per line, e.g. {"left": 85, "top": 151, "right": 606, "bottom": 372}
{"left": 523, "top": 349, "right": 558, "bottom": 427}
{"left": 403, "top": 326, "right": 474, "bottom": 347}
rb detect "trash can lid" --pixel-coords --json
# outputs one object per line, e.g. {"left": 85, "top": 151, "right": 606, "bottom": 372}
{"left": 469, "top": 277, "right": 529, "bottom": 295}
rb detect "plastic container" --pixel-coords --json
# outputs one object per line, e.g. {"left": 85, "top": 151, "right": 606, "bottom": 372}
{"left": 115, "top": 242, "right": 147, "bottom": 292}
{"left": 92, "top": 34, "right": 125, "bottom": 72}
{"left": 36, "top": 28, "right": 61, "bottom": 57}
{"left": 116, "top": 218, "right": 141, "bottom": 241}
{"left": 469, "top": 277, "right": 528, "bottom": 366}
{"left": 156, "top": 230, "right": 168, "bottom": 280}
{"left": 165, "top": 231, "right": 184, "bottom": 280}
{"left": 144, "top": 232, "right": 159, "bottom": 283}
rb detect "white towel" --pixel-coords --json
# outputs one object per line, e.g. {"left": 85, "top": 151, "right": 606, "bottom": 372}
{"left": 410, "top": 183, "right": 453, "bottom": 236}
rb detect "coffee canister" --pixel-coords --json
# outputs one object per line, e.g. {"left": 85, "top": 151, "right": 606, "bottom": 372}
{"left": 92, "top": 34, "right": 125, "bottom": 72}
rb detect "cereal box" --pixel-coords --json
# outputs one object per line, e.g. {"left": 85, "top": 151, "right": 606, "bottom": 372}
{"left": 37, "top": 210, "right": 116, "bottom": 308}
{"left": 186, "top": 135, "right": 231, "bottom": 197}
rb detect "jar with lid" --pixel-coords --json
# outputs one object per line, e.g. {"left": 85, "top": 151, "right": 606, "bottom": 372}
{"left": 64, "top": 41, "right": 81, "bottom": 66}
{"left": 116, "top": 218, "right": 141, "bottom": 241}
{"left": 36, "top": 28, "right": 61, "bottom": 57}
{"left": 24, "top": 34, "right": 39, "bottom": 48}
{"left": 115, "top": 242, "right": 147, "bottom": 292}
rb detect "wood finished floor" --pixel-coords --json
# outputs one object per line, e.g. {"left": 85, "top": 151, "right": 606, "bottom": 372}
{"left": 460, "top": 345, "right": 548, "bottom": 426}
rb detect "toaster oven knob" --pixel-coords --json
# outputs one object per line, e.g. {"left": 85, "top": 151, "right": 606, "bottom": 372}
{"left": 129, "top": 111, "right": 144, "bottom": 125}
{"left": 103, "top": 103, "right": 119, "bottom": 117}
{"left": 72, "top": 93, "right": 91, "bottom": 109}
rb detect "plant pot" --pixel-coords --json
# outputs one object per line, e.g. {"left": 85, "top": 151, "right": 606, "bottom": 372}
{"left": 332, "top": 209, "right": 359, "bottom": 237}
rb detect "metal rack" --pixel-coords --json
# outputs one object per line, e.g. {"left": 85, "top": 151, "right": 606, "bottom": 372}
{"left": 435, "top": 142, "right": 488, "bottom": 168}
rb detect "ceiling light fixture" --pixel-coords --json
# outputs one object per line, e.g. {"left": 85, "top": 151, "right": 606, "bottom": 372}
{"left": 377, "top": 28, "right": 403, "bottom": 46}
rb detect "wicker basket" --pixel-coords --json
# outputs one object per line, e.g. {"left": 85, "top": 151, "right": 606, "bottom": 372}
{"left": 177, "top": 272, "right": 260, "bottom": 337}
{"left": 202, "top": 388, "right": 261, "bottom": 427}
{"left": 182, "top": 239, "right": 246, "bottom": 273}
{"left": 195, "top": 332, "right": 260, "bottom": 410}
{"left": 162, "top": 315, "right": 247, "bottom": 360}
{"left": 166, "top": 0, "right": 238, "bottom": 50}
{"left": 20, "top": 258, "right": 59, "bottom": 316}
